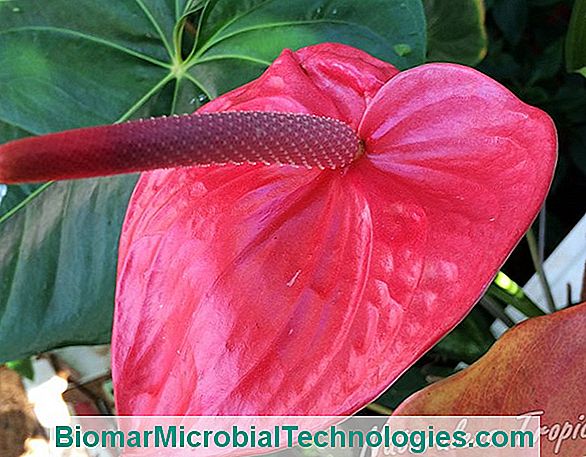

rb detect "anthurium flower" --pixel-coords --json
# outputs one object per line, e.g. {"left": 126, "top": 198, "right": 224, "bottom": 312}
{"left": 0, "top": 43, "right": 556, "bottom": 416}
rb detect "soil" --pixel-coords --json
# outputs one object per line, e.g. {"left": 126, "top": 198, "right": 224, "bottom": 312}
{"left": 0, "top": 367, "right": 42, "bottom": 457}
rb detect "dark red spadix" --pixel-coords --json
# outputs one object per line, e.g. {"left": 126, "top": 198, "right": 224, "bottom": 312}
{"left": 0, "top": 111, "right": 360, "bottom": 184}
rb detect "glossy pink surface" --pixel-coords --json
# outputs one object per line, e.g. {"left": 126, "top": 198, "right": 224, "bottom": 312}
{"left": 112, "top": 43, "right": 557, "bottom": 415}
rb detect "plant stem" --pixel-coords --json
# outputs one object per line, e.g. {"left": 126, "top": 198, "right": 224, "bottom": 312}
{"left": 487, "top": 286, "right": 545, "bottom": 318}
{"left": 365, "top": 403, "right": 393, "bottom": 416}
{"left": 538, "top": 206, "right": 546, "bottom": 265}
{"left": 580, "top": 263, "right": 586, "bottom": 302}
{"left": 526, "top": 228, "right": 556, "bottom": 313}
{"left": 479, "top": 295, "right": 516, "bottom": 328}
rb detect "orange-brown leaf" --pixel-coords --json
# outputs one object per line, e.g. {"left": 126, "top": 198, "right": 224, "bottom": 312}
{"left": 395, "top": 302, "right": 586, "bottom": 456}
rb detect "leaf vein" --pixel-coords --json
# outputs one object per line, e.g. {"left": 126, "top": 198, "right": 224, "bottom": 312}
{"left": 133, "top": 0, "right": 174, "bottom": 58}
{"left": 0, "top": 26, "right": 170, "bottom": 68}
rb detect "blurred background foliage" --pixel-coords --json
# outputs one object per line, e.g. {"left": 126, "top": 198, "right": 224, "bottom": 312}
{"left": 480, "top": 0, "right": 586, "bottom": 282}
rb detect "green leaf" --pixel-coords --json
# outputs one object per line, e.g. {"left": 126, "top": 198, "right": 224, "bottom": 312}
{"left": 489, "top": 272, "right": 545, "bottom": 318}
{"left": 377, "top": 367, "right": 429, "bottom": 410}
{"left": 183, "top": 0, "right": 427, "bottom": 98}
{"left": 566, "top": 0, "right": 586, "bottom": 75}
{"left": 491, "top": 0, "right": 528, "bottom": 46}
{"left": 433, "top": 307, "right": 496, "bottom": 364}
{"left": 570, "top": 125, "right": 586, "bottom": 177}
{"left": 0, "top": 0, "right": 179, "bottom": 363}
{"left": 376, "top": 359, "right": 460, "bottom": 410}
{"left": 0, "top": 0, "right": 427, "bottom": 362}
{"left": 424, "top": 0, "right": 488, "bottom": 66}
{"left": 0, "top": 123, "right": 42, "bottom": 217}
{"left": 529, "top": 38, "right": 563, "bottom": 84}
{"left": 0, "top": 6, "right": 172, "bottom": 134}
{"left": 5, "top": 358, "right": 34, "bottom": 380}
{"left": 0, "top": 176, "right": 138, "bottom": 363}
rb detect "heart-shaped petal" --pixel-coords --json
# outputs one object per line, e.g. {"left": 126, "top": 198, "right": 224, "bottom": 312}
{"left": 113, "top": 44, "right": 557, "bottom": 416}
{"left": 355, "top": 63, "right": 557, "bottom": 359}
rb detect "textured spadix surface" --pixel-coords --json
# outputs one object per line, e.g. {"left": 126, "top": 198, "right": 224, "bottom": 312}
{"left": 0, "top": 112, "right": 359, "bottom": 183}
{"left": 113, "top": 43, "right": 557, "bottom": 415}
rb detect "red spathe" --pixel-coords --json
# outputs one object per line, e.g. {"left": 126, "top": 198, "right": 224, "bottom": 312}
{"left": 112, "top": 43, "right": 557, "bottom": 415}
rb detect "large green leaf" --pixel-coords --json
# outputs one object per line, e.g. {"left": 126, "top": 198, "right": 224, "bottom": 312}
{"left": 432, "top": 308, "right": 495, "bottom": 364}
{"left": 0, "top": 122, "right": 41, "bottom": 217}
{"left": 0, "top": 177, "right": 137, "bottom": 361}
{"left": 566, "top": 0, "right": 586, "bottom": 76}
{"left": 424, "top": 0, "right": 488, "bottom": 66}
{"left": 491, "top": 0, "right": 528, "bottom": 46}
{"left": 0, "top": 0, "right": 426, "bottom": 362}
{"left": 185, "top": 0, "right": 426, "bottom": 97}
